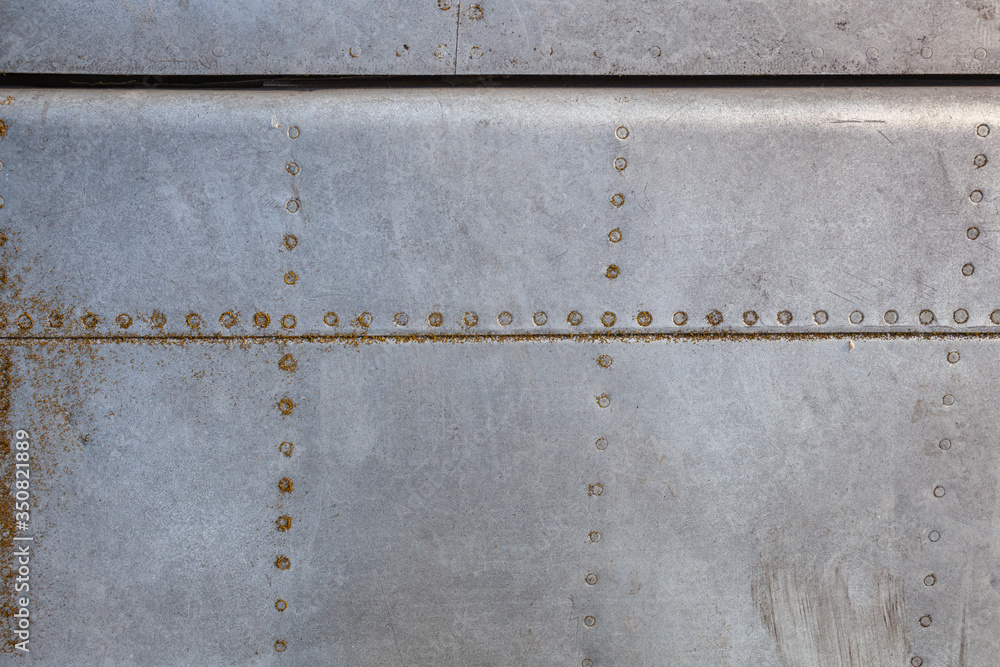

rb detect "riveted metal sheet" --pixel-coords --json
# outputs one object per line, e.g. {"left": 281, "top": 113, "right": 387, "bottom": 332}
{"left": 2, "top": 336, "right": 997, "bottom": 664}
{"left": 0, "top": 88, "right": 1000, "bottom": 336}
{"left": 0, "top": 0, "right": 458, "bottom": 76}
{"left": 457, "top": 0, "right": 1000, "bottom": 75}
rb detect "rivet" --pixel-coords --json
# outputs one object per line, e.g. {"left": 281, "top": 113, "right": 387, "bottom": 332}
{"left": 166, "top": 44, "right": 180, "bottom": 56}
{"left": 394, "top": 312, "right": 408, "bottom": 326}
{"left": 777, "top": 310, "right": 793, "bottom": 326}
{"left": 866, "top": 47, "right": 879, "bottom": 60}
{"left": 616, "top": 126, "right": 629, "bottom": 140}
{"left": 0, "top": 159, "right": 3, "bottom": 171}
{"left": 707, "top": 310, "right": 724, "bottom": 326}
{"left": 275, "top": 599, "right": 288, "bottom": 612}
{"left": 213, "top": 45, "right": 225, "bottom": 57}
{"left": 588, "top": 483, "right": 604, "bottom": 496}
{"left": 396, "top": 44, "right": 409, "bottom": 58}
{"left": 187, "top": 313, "right": 201, "bottom": 329}
{"left": 595, "top": 437, "right": 608, "bottom": 450}
{"left": 975, "top": 154, "right": 988, "bottom": 168}
{"left": 614, "top": 157, "right": 627, "bottom": 171}
{"left": 464, "top": 311, "right": 478, "bottom": 327}
{"left": 943, "top": 394, "right": 954, "bottom": 406}
{"left": 883, "top": 310, "right": 898, "bottom": 325}
{"left": 277, "top": 515, "right": 292, "bottom": 531}
{"left": 278, "top": 398, "right": 294, "bottom": 415}
{"left": 278, "top": 354, "right": 297, "bottom": 372}
{"left": 743, "top": 311, "right": 758, "bottom": 326}
{"left": 287, "top": 126, "right": 300, "bottom": 139}
{"left": 585, "top": 573, "right": 598, "bottom": 585}
{"left": 967, "top": 227, "right": 980, "bottom": 240}
{"left": 601, "top": 312, "right": 616, "bottom": 327}
{"left": 281, "top": 314, "right": 296, "bottom": 329}
{"left": 814, "top": 310, "right": 829, "bottom": 325}
{"left": 279, "top": 441, "right": 293, "bottom": 457}
{"left": 278, "top": 477, "right": 293, "bottom": 493}
{"left": 596, "top": 393, "right": 610, "bottom": 408}
{"left": 812, "top": 47, "right": 824, "bottom": 58}
{"left": 975, "top": 47, "right": 988, "bottom": 60}
{"left": 357, "top": 312, "right": 372, "bottom": 328}
{"left": 919, "top": 310, "right": 935, "bottom": 325}
{"left": 275, "top": 555, "right": 290, "bottom": 570}
{"left": 283, "top": 271, "right": 298, "bottom": 286}
{"left": 275, "top": 640, "right": 287, "bottom": 652}
{"left": 947, "top": 351, "right": 960, "bottom": 363}
{"left": 608, "top": 228, "right": 622, "bottom": 243}
{"left": 992, "top": 310, "right": 1000, "bottom": 325}
{"left": 597, "top": 355, "right": 613, "bottom": 368}
{"left": 533, "top": 311, "right": 547, "bottom": 326}
{"left": 911, "top": 657, "right": 923, "bottom": 667}
{"left": 673, "top": 311, "right": 688, "bottom": 325}
{"left": 47, "top": 311, "right": 63, "bottom": 328}
{"left": 349, "top": 45, "right": 361, "bottom": 58}
{"left": 970, "top": 190, "right": 983, "bottom": 203}
{"left": 498, "top": 311, "right": 513, "bottom": 326}
{"left": 589, "top": 530, "right": 601, "bottom": 543}
{"left": 923, "top": 574, "right": 936, "bottom": 586}
{"left": 962, "top": 263, "right": 975, "bottom": 276}
{"left": 584, "top": 615, "right": 597, "bottom": 627}
{"left": 593, "top": 48, "right": 604, "bottom": 58}
{"left": 977, "top": 124, "right": 991, "bottom": 137}
{"left": 849, "top": 310, "right": 864, "bottom": 324}
{"left": 606, "top": 265, "right": 620, "bottom": 279}
{"left": 610, "top": 193, "right": 625, "bottom": 207}
{"left": 429, "top": 312, "right": 444, "bottom": 327}
{"left": 919, "top": 614, "right": 932, "bottom": 627}
{"left": 637, "top": 310, "right": 652, "bottom": 326}
{"left": 286, "top": 162, "right": 300, "bottom": 175}
{"left": 81, "top": 313, "right": 98, "bottom": 329}
{"left": 568, "top": 311, "right": 583, "bottom": 326}
{"left": 116, "top": 314, "right": 132, "bottom": 330}
{"left": 928, "top": 530, "right": 940, "bottom": 542}
{"left": 650, "top": 46, "right": 662, "bottom": 57}
{"left": 286, "top": 199, "right": 300, "bottom": 213}
{"left": 438, "top": 0, "right": 451, "bottom": 8}
{"left": 953, "top": 308, "right": 969, "bottom": 324}
{"left": 255, "top": 312, "right": 271, "bottom": 328}
{"left": 219, "top": 311, "right": 236, "bottom": 328}
{"left": 323, "top": 312, "right": 338, "bottom": 327}
{"left": 921, "top": 47, "right": 933, "bottom": 59}
{"left": 933, "top": 485, "right": 946, "bottom": 498}
{"left": 938, "top": 438, "right": 952, "bottom": 451}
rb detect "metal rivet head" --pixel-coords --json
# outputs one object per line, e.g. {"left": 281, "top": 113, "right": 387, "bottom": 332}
{"left": 849, "top": 310, "right": 864, "bottom": 324}
{"left": 349, "top": 45, "right": 362, "bottom": 57}
{"left": 812, "top": 47, "right": 824, "bottom": 58}
{"left": 464, "top": 312, "right": 478, "bottom": 327}
{"left": 278, "top": 398, "right": 294, "bottom": 415}
{"left": 743, "top": 311, "right": 758, "bottom": 326}
{"left": 616, "top": 126, "right": 629, "bottom": 140}
{"left": 81, "top": 313, "right": 98, "bottom": 329}
{"left": 275, "top": 599, "right": 287, "bottom": 612}
{"left": 357, "top": 312, "right": 372, "bottom": 328}
{"left": 287, "top": 126, "right": 300, "bottom": 139}
{"left": 975, "top": 47, "right": 988, "bottom": 60}
{"left": 394, "top": 312, "right": 408, "bottom": 326}
{"left": 278, "top": 477, "right": 293, "bottom": 493}
{"left": 116, "top": 314, "right": 132, "bottom": 330}
{"left": 601, "top": 312, "right": 616, "bottom": 327}
{"left": 219, "top": 311, "right": 236, "bottom": 328}
{"left": 498, "top": 311, "right": 513, "bottom": 326}
{"left": 919, "top": 310, "right": 935, "bottom": 325}
{"left": 278, "top": 354, "right": 297, "bottom": 372}
{"left": 673, "top": 311, "right": 688, "bottom": 326}
{"left": 928, "top": 530, "right": 940, "bottom": 542}
{"left": 213, "top": 45, "right": 225, "bottom": 57}
{"left": 947, "top": 351, "right": 960, "bottom": 363}
{"left": 978, "top": 124, "right": 991, "bottom": 137}
{"left": 187, "top": 313, "right": 201, "bottom": 329}
{"left": 992, "top": 310, "right": 1000, "bottom": 325}
{"left": 939, "top": 438, "right": 951, "bottom": 450}
{"left": 584, "top": 615, "right": 597, "bottom": 627}
{"left": 610, "top": 193, "right": 625, "bottom": 207}
{"left": 975, "top": 154, "right": 988, "bottom": 168}
{"left": 276, "top": 515, "right": 292, "bottom": 532}
{"left": 281, "top": 314, "right": 296, "bottom": 329}
{"left": 589, "top": 530, "right": 601, "bottom": 543}
{"left": 585, "top": 573, "right": 598, "bottom": 585}
{"left": 583, "top": 660, "right": 594, "bottom": 667}
{"left": 284, "top": 271, "right": 298, "bottom": 285}
{"left": 933, "top": 485, "right": 946, "bottom": 498}
{"left": 707, "top": 310, "right": 724, "bottom": 326}
{"left": 568, "top": 311, "right": 583, "bottom": 326}
{"left": 286, "top": 199, "right": 300, "bottom": 213}
{"left": 286, "top": 162, "right": 300, "bottom": 175}
{"left": 279, "top": 441, "right": 293, "bottom": 457}
{"left": 943, "top": 394, "right": 954, "bottom": 406}
{"left": 911, "top": 657, "right": 923, "bottom": 667}
{"left": 254, "top": 312, "right": 271, "bottom": 328}
{"left": 921, "top": 47, "right": 932, "bottom": 59}
{"left": 533, "top": 311, "right": 548, "bottom": 326}
{"left": 968, "top": 226, "right": 980, "bottom": 240}
{"left": 608, "top": 228, "right": 622, "bottom": 243}
{"left": 970, "top": 190, "right": 984, "bottom": 203}
{"left": 614, "top": 157, "right": 627, "bottom": 171}
{"left": 962, "top": 263, "right": 975, "bottom": 276}
{"left": 637, "top": 311, "right": 652, "bottom": 326}
{"left": 814, "top": 310, "right": 829, "bottom": 325}
{"left": 777, "top": 310, "right": 793, "bottom": 326}
{"left": 953, "top": 308, "right": 969, "bottom": 324}
{"left": 428, "top": 312, "right": 444, "bottom": 327}
{"left": 866, "top": 47, "right": 879, "bottom": 60}
{"left": 588, "top": 483, "right": 604, "bottom": 496}
{"left": 595, "top": 437, "right": 608, "bottom": 450}
{"left": 597, "top": 355, "right": 613, "bottom": 368}
{"left": 650, "top": 46, "right": 662, "bottom": 57}
{"left": 606, "top": 265, "right": 620, "bottom": 279}
{"left": 275, "top": 555, "right": 291, "bottom": 570}
{"left": 923, "top": 574, "right": 936, "bottom": 586}
{"left": 596, "top": 393, "right": 610, "bottom": 408}
{"left": 275, "top": 640, "right": 287, "bottom": 652}
{"left": 883, "top": 310, "right": 898, "bottom": 325}
{"left": 919, "top": 614, "right": 932, "bottom": 628}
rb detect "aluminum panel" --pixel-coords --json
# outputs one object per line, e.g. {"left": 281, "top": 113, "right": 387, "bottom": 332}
{"left": 3, "top": 336, "right": 997, "bottom": 664}
{"left": 0, "top": 88, "right": 998, "bottom": 336}
{"left": 458, "top": 0, "right": 1000, "bottom": 75}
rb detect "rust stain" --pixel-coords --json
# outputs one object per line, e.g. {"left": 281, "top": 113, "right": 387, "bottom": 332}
{"left": 0, "top": 121, "right": 6, "bottom": 138}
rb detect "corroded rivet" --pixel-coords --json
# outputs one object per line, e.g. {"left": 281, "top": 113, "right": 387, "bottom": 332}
{"left": 254, "top": 312, "right": 271, "bottom": 328}
{"left": 284, "top": 271, "right": 298, "bottom": 285}
{"left": 568, "top": 311, "right": 583, "bottom": 326}
{"left": 919, "top": 310, "right": 935, "bottom": 325}
{"left": 606, "top": 265, "right": 620, "bottom": 279}
{"left": 919, "top": 614, "right": 932, "bottom": 628}
{"left": 438, "top": 0, "right": 451, "bottom": 8}
{"left": 116, "top": 313, "right": 132, "bottom": 330}
{"left": 849, "top": 310, "right": 864, "bottom": 324}
{"left": 962, "top": 263, "right": 975, "bottom": 276}
{"left": 596, "top": 393, "right": 610, "bottom": 408}
{"left": 276, "top": 515, "right": 292, "bottom": 532}
{"left": 933, "top": 485, "right": 946, "bottom": 498}
{"left": 637, "top": 311, "right": 652, "bottom": 326}
{"left": 939, "top": 438, "right": 951, "bottom": 450}
{"left": 278, "top": 477, "right": 293, "bottom": 493}
{"left": 976, "top": 47, "right": 988, "bottom": 60}
{"left": 650, "top": 46, "right": 662, "bottom": 57}
{"left": 274, "top": 640, "right": 287, "bottom": 652}
{"left": 814, "top": 310, "right": 828, "bottom": 325}
{"left": 616, "top": 126, "right": 629, "bottom": 141}
{"left": 349, "top": 45, "right": 361, "bottom": 57}
{"left": 584, "top": 615, "right": 597, "bottom": 627}
{"left": 357, "top": 312, "right": 372, "bottom": 328}
{"left": 284, "top": 234, "right": 298, "bottom": 250}
{"left": 595, "top": 437, "right": 608, "bottom": 450}
{"left": 589, "top": 530, "right": 601, "bottom": 543}
{"left": 673, "top": 311, "right": 688, "bottom": 326}
{"left": 954, "top": 309, "right": 969, "bottom": 324}
{"left": 943, "top": 394, "right": 954, "bottom": 406}
{"left": 278, "top": 398, "right": 294, "bottom": 415}
{"left": 597, "top": 354, "right": 613, "bottom": 368}
{"left": 187, "top": 313, "right": 201, "bottom": 329}
{"left": 275, "top": 555, "right": 290, "bottom": 570}
{"left": 610, "top": 193, "right": 625, "bottom": 207}
{"left": 281, "top": 314, "right": 296, "bottom": 329}
{"left": 923, "top": 574, "right": 936, "bottom": 586}
{"left": 601, "top": 312, "right": 616, "bottom": 327}
{"left": 47, "top": 311, "right": 63, "bottom": 328}
{"left": 81, "top": 313, "right": 98, "bottom": 329}
{"left": 219, "top": 311, "right": 236, "bottom": 328}
{"left": 464, "top": 311, "right": 478, "bottom": 327}
{"left": 286, "top": 199, "right": 300, "bottom": 213}
{"left": 743, "top": 311, "right": 758, "bottom": 326}
{"left": 866, "top": 47, "right": 879, "bottom": 60}
{"left": 324, "top": 312, "right": 338, "bottom": 327}
{"left": 970, "top": 190, "right": 984, "bottom": 203}
{"left": 498, "top": 311, "right": 513, "bottom": 326}
{"left": 614, "top": 157, "right": 627, "bottom": 171}
{"left": 975, "top": 154, "right": 988, "bottom": 168}
{"left": 585, "top": 573, "right": 598, "bottom": 585}
{"left": 883, "top": 310, "right": 898, "bottom": 325}
{"left": 287, "top": 126, "right": 300, "bottom": 139}
{"left": 978, "top": 124, "right": 991, "bottom": 137}
{"left": 777, "top": 310, "right": 793, "bottom": 326}
{"left": 947, "top": 351, "right": 960, "bottom": 364}
{"left": 394, "top": 312, "right": 408, "bottom": 326}
{"left": 928, "top": 530, "right": 940, "bottom": 542}
{"left": 275, "top": 599, "right": 287, "bottom": 612}
{"left": 608, "top": 228, "right": 622, "bottom": 243}
{"left": 706, "top": 310, "right": 724, "bottom": 326}
{"left": 286, "top": 162, "right": 299, "bottom": 175}
{"left": 533, "top": 311, "right": 548, "bottom": 326}
{"left": 429, "top": 312, "right": 444, "bottom": 327}
{"left": 279, "top": 441, "right": 293, "bottom": 457}
{"left": 911, "top": 657, "right": 923, "bottom": 667}
{"left": 968, "top": 226, "right": 980, "bottom": 240}
{"left": 279, "top": 354, "right": 297, "bottom": 371}
{"left": 588, "top": 483, "right": 604, "bottom": 496}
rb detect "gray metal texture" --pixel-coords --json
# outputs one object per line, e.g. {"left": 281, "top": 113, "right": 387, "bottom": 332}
{"left": 6, "top": 1, "right": 1000, "bottom": 76}
{"left": 0, "top": 88, "right": 998, "bottom": 337}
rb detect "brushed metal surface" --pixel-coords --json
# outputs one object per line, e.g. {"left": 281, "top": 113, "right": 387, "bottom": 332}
{"left": 0, "top": 88, "right": 998, "bottom": 336}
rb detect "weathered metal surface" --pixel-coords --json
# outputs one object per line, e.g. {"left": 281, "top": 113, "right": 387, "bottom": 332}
{"left": 6, "top": 1, "right": 1000, "bottom": 76}
{"left": 0, "top": 0, "right": 458, "bottom": 76}
{"left": 3, "top": 337, "right": 997, "bottom": 664}
{"left": 0, "top": 88, "right": 999, "bottom": 336}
